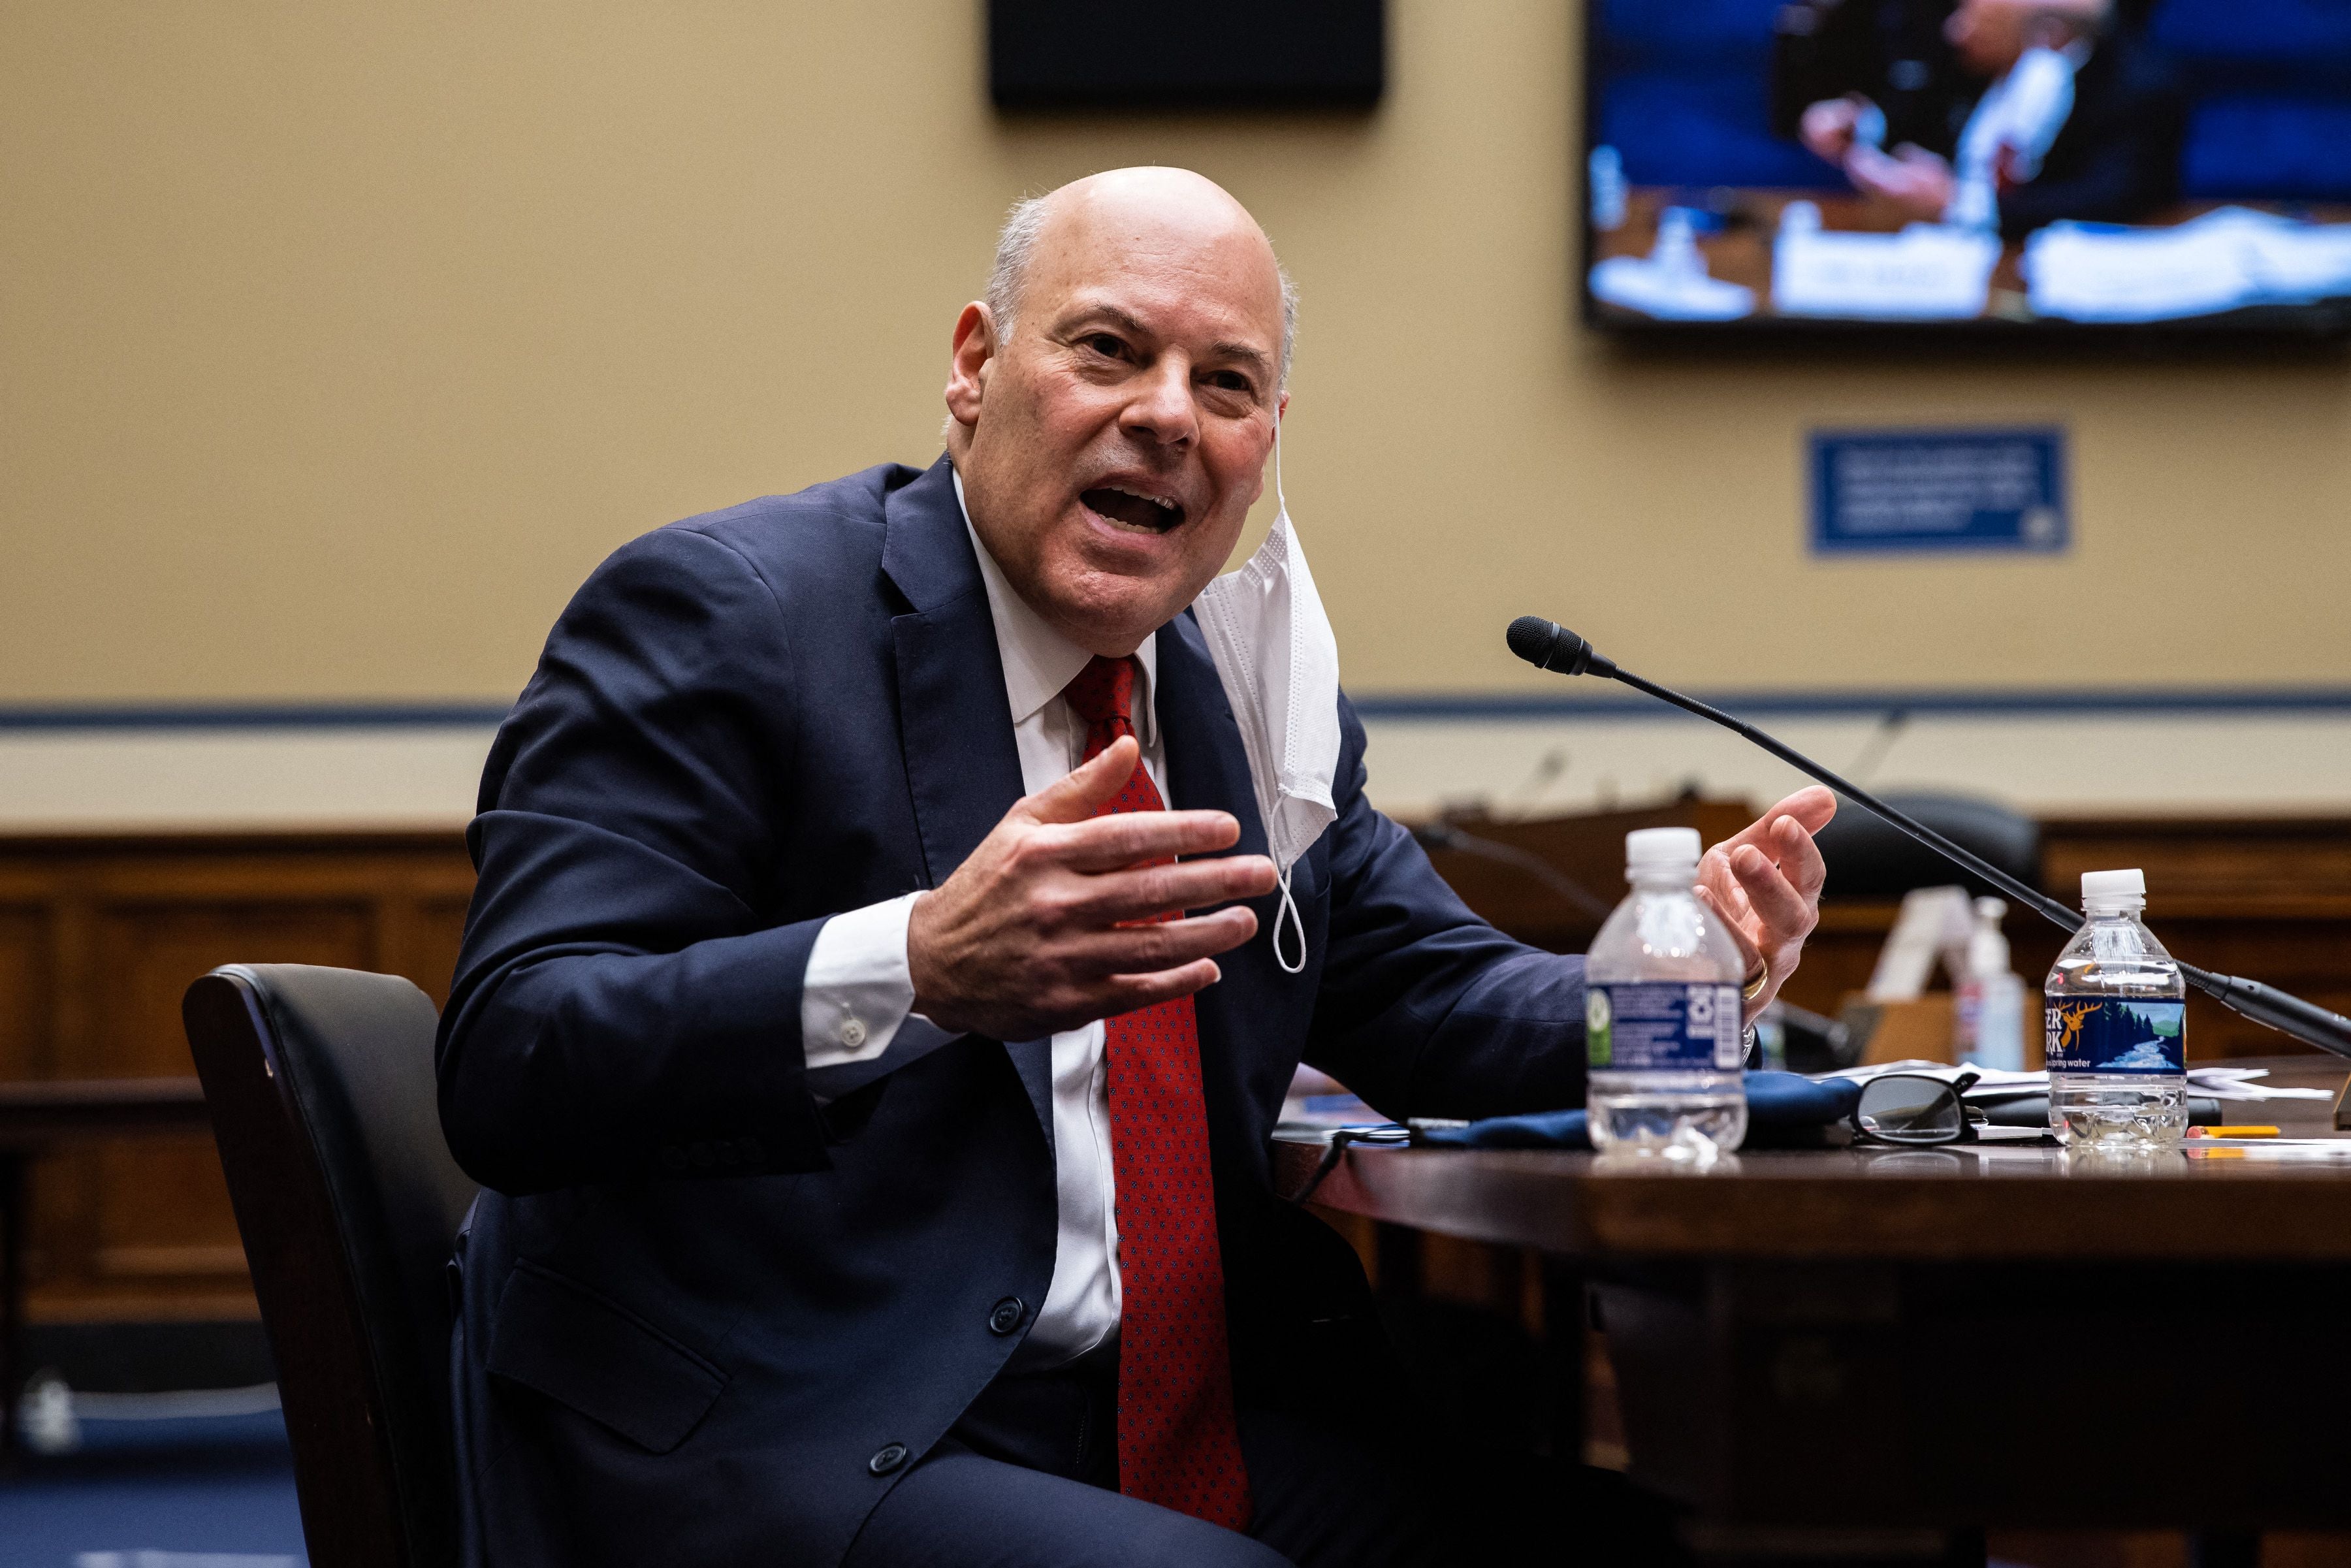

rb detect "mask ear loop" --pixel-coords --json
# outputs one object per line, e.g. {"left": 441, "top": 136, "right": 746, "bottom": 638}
{"left": 1267, "top": 411, "right": 1308, "bottom": 976}
{"left": 1271, "top": 411, "right": 1288, "bottom": 525}
{"left": 1271, "top": 863, "right": 1306, "bottom": 975}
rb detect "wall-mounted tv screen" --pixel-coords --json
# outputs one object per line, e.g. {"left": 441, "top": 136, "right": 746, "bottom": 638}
{"left": 1582, "top": 0, "right": 2351, "bottom": 336}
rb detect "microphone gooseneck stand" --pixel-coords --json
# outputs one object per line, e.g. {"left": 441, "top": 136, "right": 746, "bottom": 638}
{"left": 1505, "top": 615, "right": 2351, "bottom": 1060}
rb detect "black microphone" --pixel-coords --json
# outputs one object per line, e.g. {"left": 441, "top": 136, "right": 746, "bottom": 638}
{"left": 1505, "top": 615, "right": 2351, "bottom": 1059}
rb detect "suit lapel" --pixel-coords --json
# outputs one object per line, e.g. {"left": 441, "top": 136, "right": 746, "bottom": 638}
{"left": 882, "top": 458, "right": 1051, "bottom": 1135}
{"left": 1156, "top": 610, "right": 1265, "bottom": 852}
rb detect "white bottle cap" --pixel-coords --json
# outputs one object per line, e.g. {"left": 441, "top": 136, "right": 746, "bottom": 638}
{"left": 1625, "top": 826, "right": 1703, "bottom": 878}
{"left": 2080, "top": 868, "right": 2146, "bottom": 909}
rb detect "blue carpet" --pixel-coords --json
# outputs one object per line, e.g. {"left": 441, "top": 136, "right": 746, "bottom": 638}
{"left": 0, "top": 1409, "right": 306, "bottom": 1568}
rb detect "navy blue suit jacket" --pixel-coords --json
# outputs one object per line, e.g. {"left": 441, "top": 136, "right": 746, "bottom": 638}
{"left": 439, "top": 456, "right": 1588, "bottom": 1567}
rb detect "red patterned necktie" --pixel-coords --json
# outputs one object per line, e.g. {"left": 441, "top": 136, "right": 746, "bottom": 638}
{"left": 1061, "top": 653, "right": 1252, "bottom": 1532}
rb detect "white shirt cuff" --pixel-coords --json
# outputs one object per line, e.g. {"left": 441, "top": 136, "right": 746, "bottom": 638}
{"left": 801, "top": 893, "right": 959, "bottom": 1093}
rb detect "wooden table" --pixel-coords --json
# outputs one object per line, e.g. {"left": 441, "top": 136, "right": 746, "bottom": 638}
{"left": 0, "top": 1077, "right": 212, "bottom": 1459}
{"left": 1276, "top": 1059, "right": 2351, "bottom": 1558}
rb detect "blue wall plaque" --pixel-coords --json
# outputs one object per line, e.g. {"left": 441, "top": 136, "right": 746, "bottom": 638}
{"left": 1810, "top": 428, "right": 2068, "bottom": 556}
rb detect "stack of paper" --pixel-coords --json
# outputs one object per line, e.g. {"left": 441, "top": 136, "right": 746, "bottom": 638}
{"left": 2024, "top": 207, "right": 2351, "bottom": 323}
{"left": 1772, "top": 204, "right": 2001, "bottom": 320}
{"left": 2179, "top": 1065, "right": 2335, "bottom": 1103}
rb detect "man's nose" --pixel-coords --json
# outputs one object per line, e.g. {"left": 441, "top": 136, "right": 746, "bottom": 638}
{"left": 1120, "top": 358, "right": 1196, "bottom": 448}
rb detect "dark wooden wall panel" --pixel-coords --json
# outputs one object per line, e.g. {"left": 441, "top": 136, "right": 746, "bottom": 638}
{"left": 2, "top": 811, "right": 2343, "bottom": 1324}
{"left": 0, "top": 906, "right": 51, "bottom": 1080}
{"left": 0, "top": 835, "right": 475, "bottom": 1323}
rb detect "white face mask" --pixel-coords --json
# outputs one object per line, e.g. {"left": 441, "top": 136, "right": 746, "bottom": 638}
{"left": 1191, "top": 420, "right": 1341, "bottom": 975}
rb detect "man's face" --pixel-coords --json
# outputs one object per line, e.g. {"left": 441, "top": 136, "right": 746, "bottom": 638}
{"left": 1945, "top": 0, "right": 2090, "bottom": 78}
{"left": 946, "top": 174, "right": 1287, "bottom": 658}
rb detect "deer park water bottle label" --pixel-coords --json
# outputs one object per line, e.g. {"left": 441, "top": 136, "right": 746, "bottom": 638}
{"left": 1588, "top": 983, "right": 1744, "bottom": 1072}
{"left": 2044, "top": 999, "right": 2185, "bottom": 1074}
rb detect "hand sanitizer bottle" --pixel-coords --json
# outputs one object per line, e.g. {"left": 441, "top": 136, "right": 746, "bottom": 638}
{"left": 1586, "top": 827, "right": 1749, "bottom": 1160}
{"left": 2045, "top": 869, "right": 2188, "bottom": 1147}
{"left": 1955, "top": 897, "right": 2026, "bottom": 1072}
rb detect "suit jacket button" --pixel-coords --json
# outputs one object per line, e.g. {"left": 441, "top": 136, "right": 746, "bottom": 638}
{"left": 987, "top": 1298, "right": 1026, "bottom": 1336}
{"left": 869, "top": 1443, "right": 910, "bottom": 1475}
{"left": 688, "top": 1142, "right": 715, "bottom": 1168}
{"left": 659, "top": 1147, "right": 687, "bottom": 1174}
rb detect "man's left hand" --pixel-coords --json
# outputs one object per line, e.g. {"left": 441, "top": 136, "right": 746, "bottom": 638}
{"left": 1695, "top": 787, "right": 1836, "bottom": 1021}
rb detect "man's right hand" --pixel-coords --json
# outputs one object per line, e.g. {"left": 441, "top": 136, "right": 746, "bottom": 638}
{"left": 906, "top": 735, "right": 1279, "bottom": 1041}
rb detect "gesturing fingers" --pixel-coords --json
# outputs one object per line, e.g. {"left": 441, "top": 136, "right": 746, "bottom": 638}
{"left": 1771, "top": 811, "right": 1829, "bottom": 901}
{"left": 1050, "top": 808, "right": 1249, "bottom": 873}
{"left": 1063, "top": 857, "right": 1279, "bottom": 928}
{"left": 1699, "top": 847, "right": 1756, "bottom": 928}
{"left": 1693, "top": 884, "right": 1763, "bottom": 977}
{"left": 1719, "top": 786, "right": 1836, "bottom": 859}
{"left": 1089, "top": 960, "right": 1229, "bottom": 1019}
{"left": 1061, "top": 906, "right": 1261, "bottom": 980}
{"left": 1023, "top": 735, "right": 1143, "bottom": 825}
{"left": 1727, "top": 842, "right": 1817, "bottom": 948}
{"left": 908, "top": 733, "right": 1283, "bottom": 1040}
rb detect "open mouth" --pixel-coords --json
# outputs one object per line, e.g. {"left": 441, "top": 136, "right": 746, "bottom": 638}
{"left": 1081, "top": 486, "right": 1185, "bottom": 534}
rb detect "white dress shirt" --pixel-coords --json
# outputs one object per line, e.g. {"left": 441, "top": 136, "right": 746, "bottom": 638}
{"left": 797, "top": 470, "right": 1163, "bottom": 1369}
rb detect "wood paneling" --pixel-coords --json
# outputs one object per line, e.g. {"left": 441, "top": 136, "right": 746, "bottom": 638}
{"left": 0, "top": 906, "right": 51, "bottom": 1081}
{"left": 0, "top": 834, "right": 475, "bottom": 1322}
{"left": 3, "top": 810, "right": 2344, "bottom": 1323}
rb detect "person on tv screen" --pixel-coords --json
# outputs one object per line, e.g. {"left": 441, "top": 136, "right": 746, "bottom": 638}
{"left": 1799, "top": 0, "right": 2186, "bottom": 238}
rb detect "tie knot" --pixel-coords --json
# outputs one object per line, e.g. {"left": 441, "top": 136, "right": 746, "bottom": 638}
{"left": 1064, "top": 654, "right": 1138, "bottom": 731}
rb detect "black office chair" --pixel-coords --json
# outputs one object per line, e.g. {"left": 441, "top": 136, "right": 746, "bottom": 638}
{"left": 183, "top": 965, "right": 475, "bottom": 1568}
{"left": 1814, "top": 789, "right": 2041, "bottom": 903}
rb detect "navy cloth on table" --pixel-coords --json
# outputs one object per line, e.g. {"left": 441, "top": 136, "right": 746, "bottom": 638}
{"left": 1417, "top": 1071, "right": 1863, "bottom": 1151}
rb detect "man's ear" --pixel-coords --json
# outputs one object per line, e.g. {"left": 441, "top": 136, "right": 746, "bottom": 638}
{"left": 944, "top": 302, "right": 997, "bottom": 430}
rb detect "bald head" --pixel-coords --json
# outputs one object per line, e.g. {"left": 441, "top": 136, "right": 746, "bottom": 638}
{"left": 987, "top": 169, "right": 1298, "bottom": 389}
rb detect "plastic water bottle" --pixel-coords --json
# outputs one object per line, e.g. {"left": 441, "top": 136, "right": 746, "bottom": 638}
{"left": 1588, "top": 144, "right": 1627, "bottom": 231}
{"left": 2045, "top": 869, "right": 2187, "bottom": 1147}
{"left": 1955, "top": 897, "right": 2026, "bottom": 1072}
{"left": 1586, "top": 827, "right": 1749, "bottom": 1159}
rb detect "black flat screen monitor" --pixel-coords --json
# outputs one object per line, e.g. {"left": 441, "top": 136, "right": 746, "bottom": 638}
{"left": 1582, "top": 0, "right": 2351, "bottom": 338}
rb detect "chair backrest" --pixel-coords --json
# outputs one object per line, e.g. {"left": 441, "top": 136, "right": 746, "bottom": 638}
{"left": 184, "top": 964, "right": 476, "bottom": 1568}
{"left": 1814, "top": 790, "right": 2042, "bottom": 904}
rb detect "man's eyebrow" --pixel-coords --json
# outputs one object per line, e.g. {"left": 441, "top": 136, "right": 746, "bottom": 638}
{"left": 1206, "top": 341, "right": 1273, "bottom": 379}
{"left": 1061, "top": 304, "right": 1154, "bottom": 341}
{"left": 1060, "top": 304, "right": 1273, "bottom": 381}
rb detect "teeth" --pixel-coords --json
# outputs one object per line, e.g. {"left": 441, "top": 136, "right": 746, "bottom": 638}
{"left": 1110, "top": 485, "right": 1176, "bottom": 511}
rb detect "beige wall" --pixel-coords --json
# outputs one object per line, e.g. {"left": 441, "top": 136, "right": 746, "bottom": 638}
{"left": 5, "top": 0, "right": 2348, "bottom": 709}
